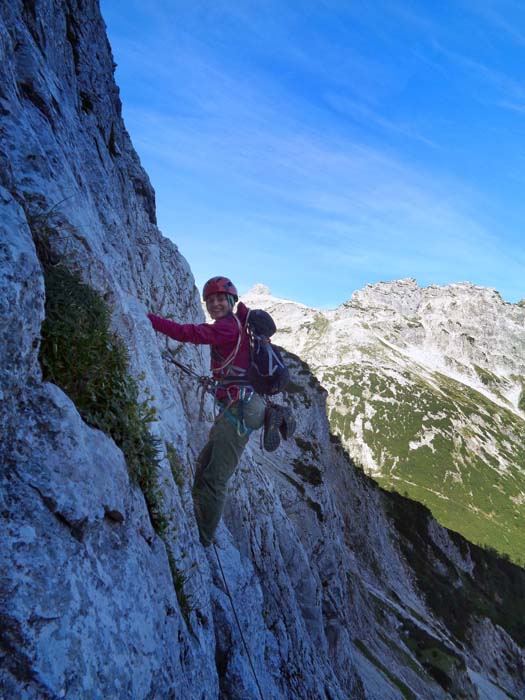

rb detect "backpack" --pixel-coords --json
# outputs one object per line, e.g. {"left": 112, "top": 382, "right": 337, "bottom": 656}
{"left": 244, "top": 309, "right": 290, "bottom": 395}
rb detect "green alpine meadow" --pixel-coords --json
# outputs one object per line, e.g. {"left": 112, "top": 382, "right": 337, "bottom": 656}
{"left": 323, "top": 361, "right": 525, "bottom": 564}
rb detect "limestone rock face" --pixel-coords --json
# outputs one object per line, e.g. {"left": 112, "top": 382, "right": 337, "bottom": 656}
{"left": 350, "top": 277, "right": 423, "bottom": 316}
{"left": 1, "top": 2, "right": 215, "bottom": 698}
{"left": 1, "top": 2, "right": 525, "bottom": 700}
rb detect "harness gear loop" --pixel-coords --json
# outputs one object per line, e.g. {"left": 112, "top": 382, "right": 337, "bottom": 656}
{"left": 214, "top": 384, "right": 255, "bottom": 437}
{"left": 236, "top": 385, "right": 255, "bottom": 436}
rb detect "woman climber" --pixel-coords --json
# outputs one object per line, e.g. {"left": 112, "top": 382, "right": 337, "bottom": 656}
{"left": 147, "top": 276, "right": 270, "bottom": 547}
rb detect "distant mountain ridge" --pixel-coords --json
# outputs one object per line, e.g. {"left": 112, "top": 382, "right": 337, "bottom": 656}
{"left": 242, "top": 279, "right": 525, "bottom": 562}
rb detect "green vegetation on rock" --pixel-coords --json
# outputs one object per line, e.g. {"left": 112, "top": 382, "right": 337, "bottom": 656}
{"left": 386, "top": 491, "right": 525, "bottom": 649}
{"left": 39, "top": 265, "right": 166, "bottom": 534}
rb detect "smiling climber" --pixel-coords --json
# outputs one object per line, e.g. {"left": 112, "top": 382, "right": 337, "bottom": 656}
{"left": 147, "top": 276, "right": 268, "bottom": 547}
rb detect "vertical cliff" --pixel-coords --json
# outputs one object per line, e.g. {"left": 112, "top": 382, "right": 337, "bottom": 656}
{"left": 1, "top": 2, "right": 524, "bottom": 699}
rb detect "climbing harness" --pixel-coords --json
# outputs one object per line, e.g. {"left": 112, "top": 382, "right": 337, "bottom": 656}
{"left": 164, "top": 350, "right": 295, "bottom": 448}
{"left": 163, "top": 347, "right": 259, "bottom": 433}
{"left": 216, "top": 385, "right": 255, "bottom": 437}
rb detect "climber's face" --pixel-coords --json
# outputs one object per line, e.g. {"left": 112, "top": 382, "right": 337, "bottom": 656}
{"left": 206, "top": 292, "right": 230, "bottom": 320}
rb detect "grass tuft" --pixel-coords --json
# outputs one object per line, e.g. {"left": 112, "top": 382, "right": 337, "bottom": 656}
{"left": 39, "top": 264, "right": 166, "bottom": 534}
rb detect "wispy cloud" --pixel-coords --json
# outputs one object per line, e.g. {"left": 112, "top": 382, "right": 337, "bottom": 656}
{"left": 432, "top": 40, "right": 525, "bottom": 111}
{"left": 128, "top": 85, "right": 516, "bottom": 295}
{"left": 323, "top": 94, "right": 439, "bottom": 147}
{"left": 102, "top": 0, "right": 525, "bottom": 305}
{"left": 460, "top": 0, "right": 525, "bottom": 45}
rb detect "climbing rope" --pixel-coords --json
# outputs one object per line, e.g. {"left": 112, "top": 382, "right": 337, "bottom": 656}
{"left": 162, "top": 349, "right": 217, "bottom": 419}
{"left": 166, "top": 349, "right": 265, "bottom": 698}
{"left": 162, "top": 349, "right": 211, "bottom": 385}
{"left": 212, "top": 543, "right": 265, "bottom": 700}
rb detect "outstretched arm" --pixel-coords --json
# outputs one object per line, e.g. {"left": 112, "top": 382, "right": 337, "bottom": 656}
{"left": 147, "top": 313, "right": 237, "bottom": 346}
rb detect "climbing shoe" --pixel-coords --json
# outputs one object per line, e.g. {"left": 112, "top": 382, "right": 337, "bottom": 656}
{"left": 278, "top": 407, "right": 296, "bottom": 440}
{"left": 263, "top": 405, "right": 282, "bottom": 452}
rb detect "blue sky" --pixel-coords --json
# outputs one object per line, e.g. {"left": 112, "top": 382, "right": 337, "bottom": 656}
{"left": 100, "top": 0, "right": 524, "bottom": 308}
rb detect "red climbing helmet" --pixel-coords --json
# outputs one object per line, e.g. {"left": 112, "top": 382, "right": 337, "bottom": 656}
{"left": 202, "top": 276, "right": 238, "bottom": 302}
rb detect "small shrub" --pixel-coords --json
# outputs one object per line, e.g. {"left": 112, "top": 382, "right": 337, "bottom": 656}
{"left": 166, "top": 442, "right": 185, "bottom": 490}
{"left": 32, "top": 213, "right": 202, "bottom": 620}
{"left": 294, "top": 436, "right": 319, "bottom": 458}
{"left": 39, "top": 265, "right": 166, "bottom": 534}
{"left": 285, "top": 379, "right": 303, "bottom": 394}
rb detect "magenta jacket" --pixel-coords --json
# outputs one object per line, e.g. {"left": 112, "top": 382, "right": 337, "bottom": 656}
{"left": 148, "top": 302, "right": 251, "bottom": 395}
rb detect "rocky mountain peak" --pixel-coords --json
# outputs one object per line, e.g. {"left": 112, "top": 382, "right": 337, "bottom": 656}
{"left": 348, "top": 277, "right": 422, "bottom": 315}
{"left": 247, "top": 282, "right": 272, "bottom": 296}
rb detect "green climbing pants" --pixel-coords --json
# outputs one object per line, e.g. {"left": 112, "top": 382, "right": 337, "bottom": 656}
{"left": 192, "top": 393, "right": 266, "bottom": 546}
